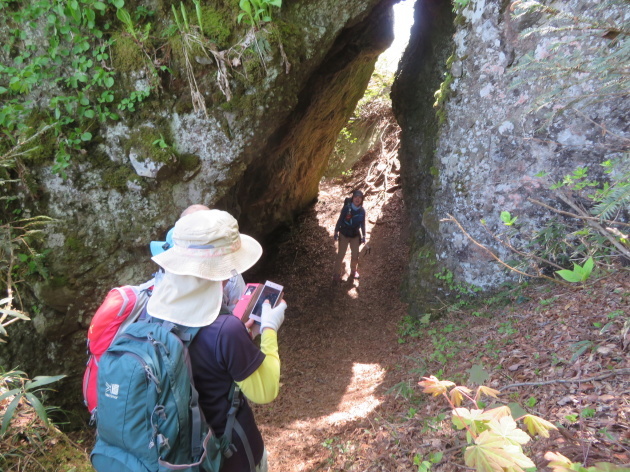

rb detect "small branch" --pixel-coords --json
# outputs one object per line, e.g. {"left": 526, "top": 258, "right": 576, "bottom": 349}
{"left": 499, "top": 368, "right": 630, "bottom": 391}
{"left": 528, "top": 198, "right": 630, "bottom": 228}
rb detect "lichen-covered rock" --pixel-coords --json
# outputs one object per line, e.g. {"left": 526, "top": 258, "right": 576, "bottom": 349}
{"left": 393, "top": 0, "right": 628, "bottom": 315}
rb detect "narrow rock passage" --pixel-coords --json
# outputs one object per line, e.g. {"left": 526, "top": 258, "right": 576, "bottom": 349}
{"left": 252, "top": 159, "right": 409, "bottom": 471}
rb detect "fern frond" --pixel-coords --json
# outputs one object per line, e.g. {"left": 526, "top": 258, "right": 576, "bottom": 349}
{"left": 591, "top": 185, "right": 630, "bottom": 220}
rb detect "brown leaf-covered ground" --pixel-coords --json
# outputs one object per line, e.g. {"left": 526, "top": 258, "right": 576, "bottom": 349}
{"left": 252, "top": 150, "right": 630, "bottom": 471}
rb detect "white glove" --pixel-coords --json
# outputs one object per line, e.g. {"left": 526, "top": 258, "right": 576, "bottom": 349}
{"left": 260, "top": 300, "right": 286, "bottom": 332}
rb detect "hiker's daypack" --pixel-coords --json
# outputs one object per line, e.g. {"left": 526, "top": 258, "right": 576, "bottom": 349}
{"left": 82, "top": 280, "right": 154, "bottom": 414}
{"left": 90, "top": 319, "right": 229, "bottom": 472}
{"left": 338, "top": 197, "right": 363, "bottom": 238}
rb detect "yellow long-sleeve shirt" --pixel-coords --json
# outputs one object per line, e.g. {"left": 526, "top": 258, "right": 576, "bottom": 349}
{"left": 236, "top": 329, "right": 280, "bottom": 404}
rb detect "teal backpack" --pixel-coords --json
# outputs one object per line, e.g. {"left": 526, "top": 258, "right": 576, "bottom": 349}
{"left": 91, "top": 319, "right": 236, "bottom": 472}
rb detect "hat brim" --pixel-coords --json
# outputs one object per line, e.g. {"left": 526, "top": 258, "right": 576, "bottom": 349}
{"left": 151, "top": 234, "right": 263, "bottom": 281}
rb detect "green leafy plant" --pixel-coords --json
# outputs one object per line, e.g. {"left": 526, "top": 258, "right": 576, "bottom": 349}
{"left": 237, "top": 0, "right": 282, "bottom": 28}
{"left": 413, "top": 451, "right": 443, "bottom": 472}
{"left": 0, "top": 369, "right": 66, "bottom": 435}
{"left": 556, "top": 257, "right": 594, "bottom": 283}
{"left": 500, "top": 211, "right": 517, "bottom": 226}
{"left": 118, "top": 88, "right": 151, "bottom": 112}
{"left": 152, "top": 133, "right": 170, "bottom": 149}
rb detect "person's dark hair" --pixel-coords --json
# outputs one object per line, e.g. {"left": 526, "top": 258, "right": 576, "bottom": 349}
{"left": 352, "top": 190, "right": 364, "bottom": 199}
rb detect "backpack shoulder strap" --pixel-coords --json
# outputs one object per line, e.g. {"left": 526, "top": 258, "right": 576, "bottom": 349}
{"left": 224, "top": 384, "right": 256, "bottom": 472}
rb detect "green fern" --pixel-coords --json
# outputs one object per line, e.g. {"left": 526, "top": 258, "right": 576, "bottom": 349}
{"left": 591, "top": 183, "right": 630, "bottom": 220}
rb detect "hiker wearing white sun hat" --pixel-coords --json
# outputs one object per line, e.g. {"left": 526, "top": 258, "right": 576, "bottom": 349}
{"left": 150, "top": 205, "right": 248, "bottom": 312}
{"left": 151, "top": 209, "right": 263, "bottom": 281}
{"left": 147, "top": 209, "right": 286, "bottom": 472}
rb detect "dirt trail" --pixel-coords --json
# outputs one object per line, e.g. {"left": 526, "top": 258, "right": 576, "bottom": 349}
{"left": 251, "top": 163, "right": 410, "bottom": 471}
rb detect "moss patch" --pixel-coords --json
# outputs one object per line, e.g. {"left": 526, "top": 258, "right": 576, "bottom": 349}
{"left": 198, "top": 5, "right": 232, "bottom": 49}
{"left": 102, "top": 164, "right": 140, "bottom": 191}
{"left": 19, "top": 111, "right": 57, "bottom": 165}
{"left": 111, "top": 33, "right": 145, "bottom": 73}
{"left": 124, "top": 125, "right": 176, "bottom": 165}
{"left": 179, "top": 153, "right": 200, "bottom": 171}
{"left": 271, "top": 20, "right": 305, "bottom": 64}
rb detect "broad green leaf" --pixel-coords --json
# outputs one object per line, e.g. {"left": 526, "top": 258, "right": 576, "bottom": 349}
{"left": 24, "top": 392, "right": 49, "bottom": 425}
{"left": 583, "top": 257, "right": 594, "bottom": 277}
{"left": 522, "top": 414, "right": 557, "bottom": 438}
{"left": 239, "top": 0, "right": 252, "bottom": 14}
{"left": 500, "top": 211, "right": 516, "bottom": 225}
{"left": 507, "top": 402, "right": 527, "bottom": 420}
{"left": 1, "top": 394, "right": 22, "bottom": 435}
{"left": 468, "top": 364, "right": 489, "bottom": 385}
{"left": 556, "top": 269, "right": 581, "bottom": 283}
{"left": 25, "top": 374, "right": 66, "bottom": 390}
{"left": 0, "top": 387, "right": 22, "bottom": 403}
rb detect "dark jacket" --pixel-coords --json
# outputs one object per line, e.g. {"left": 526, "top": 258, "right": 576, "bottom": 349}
{"left": 335, "top": 199, "right": 366, "bottom": 239}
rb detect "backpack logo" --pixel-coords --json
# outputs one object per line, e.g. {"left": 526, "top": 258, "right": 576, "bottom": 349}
{"left": 105, "top": 382, "right": 120, "bottom": 399}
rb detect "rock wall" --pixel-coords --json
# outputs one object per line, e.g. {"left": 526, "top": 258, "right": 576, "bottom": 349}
{"left": 393, "top": 0, "right": 628, "bottom": 315}
{"left": 0, "top": 0, "right": 394, "bottom": 411}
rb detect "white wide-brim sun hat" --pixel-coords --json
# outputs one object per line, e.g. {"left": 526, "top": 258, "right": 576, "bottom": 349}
{"left": 151, "top": 209, "right": 263, "bottom": 281}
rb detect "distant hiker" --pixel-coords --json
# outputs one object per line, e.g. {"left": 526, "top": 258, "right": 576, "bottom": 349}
{"left": 333, "top": 190, "right": 366, "bottom": 282}
{"left": 151, "top": 204, "right": 246, "bottom": 312}
{"left": 148, "top": 209, "right": 286, "bottom": 471}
